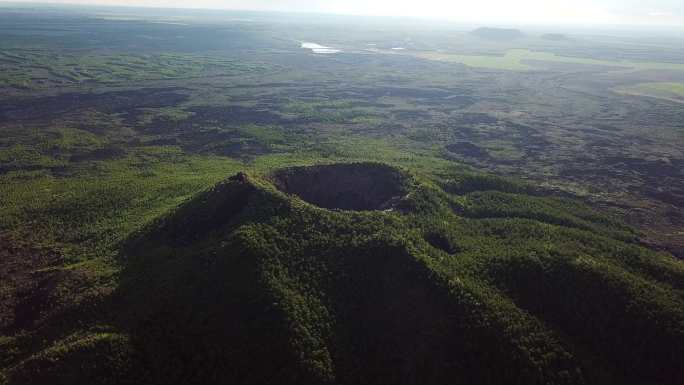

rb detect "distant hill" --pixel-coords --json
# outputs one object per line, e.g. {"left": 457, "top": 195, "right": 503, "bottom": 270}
{"left": 541, "top": 33, "right": 569, "bottom": 41}
{"left": 471, "top": 27, "right": 525, "bottom": 40}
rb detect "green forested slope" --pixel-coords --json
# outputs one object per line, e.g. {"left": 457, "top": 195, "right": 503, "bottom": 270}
{"left": 3, "top": 162, "right": 681, "bottom": 385}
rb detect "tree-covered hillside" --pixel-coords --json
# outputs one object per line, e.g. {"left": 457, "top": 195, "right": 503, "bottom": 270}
{"left": 3, "top": 163, "right": 681, "bottom": 385}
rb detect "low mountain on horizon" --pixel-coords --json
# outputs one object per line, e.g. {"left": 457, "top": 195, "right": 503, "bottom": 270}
{"left": 471, "top": 27, "right": 525, "bottom": 40}
{"left": 541, "top": 33, "right": 570, "bottom": 40}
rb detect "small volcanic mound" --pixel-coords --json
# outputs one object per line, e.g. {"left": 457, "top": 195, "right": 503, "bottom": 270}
{"left": 272, "top": 163, "right": 407, "bottom": 211}
{"left": 446, "top": 142, "right": 489, "bottom": 159}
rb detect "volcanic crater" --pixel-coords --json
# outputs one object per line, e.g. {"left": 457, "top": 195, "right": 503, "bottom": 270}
{"left": 271, "top": 162, "right": 408, "bottom": 211}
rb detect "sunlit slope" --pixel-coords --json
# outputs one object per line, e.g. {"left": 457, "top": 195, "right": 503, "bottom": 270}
{"left": 3, "top": 163, "right": 683, "bottom": 385}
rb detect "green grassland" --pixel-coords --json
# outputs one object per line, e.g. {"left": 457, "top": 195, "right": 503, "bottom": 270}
{"left": 615, "top": 82, "right": 684, "bottom": 102}
{"left": 414, "top": 48, "right": 684, "bottom": 71}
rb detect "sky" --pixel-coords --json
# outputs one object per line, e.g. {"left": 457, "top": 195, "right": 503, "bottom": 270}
{"left": 4, "top": 0, "right": 684, "bottom": 26}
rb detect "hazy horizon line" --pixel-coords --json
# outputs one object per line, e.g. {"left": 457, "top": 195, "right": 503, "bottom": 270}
{"left": 2, "top": 0, "right": 684, "bottom": 32}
